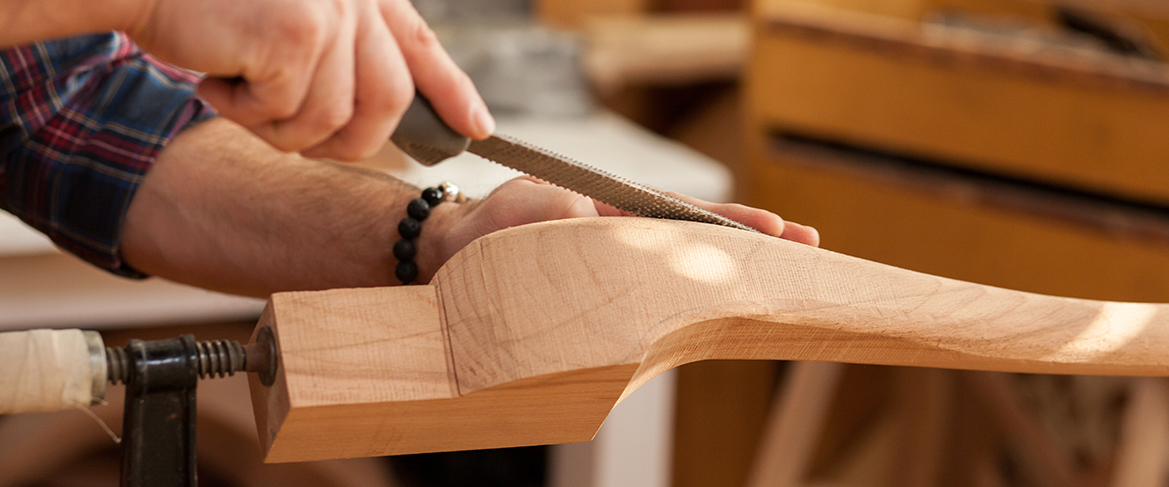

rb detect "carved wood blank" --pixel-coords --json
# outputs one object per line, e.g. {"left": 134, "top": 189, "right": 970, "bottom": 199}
{"left": 248, "top": 218, "right": 1169, "bottom": 463}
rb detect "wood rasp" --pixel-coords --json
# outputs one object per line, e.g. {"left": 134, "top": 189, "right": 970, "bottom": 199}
{"left": 390, "top": 95, "right": 758, "bottom": 233}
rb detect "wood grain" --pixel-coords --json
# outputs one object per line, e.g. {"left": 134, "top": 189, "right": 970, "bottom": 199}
{"left": 250, "top": 218, "right": 1169, "bottom": 462}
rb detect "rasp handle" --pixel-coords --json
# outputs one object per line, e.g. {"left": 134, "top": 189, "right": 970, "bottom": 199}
{"left": 390, "top": 94, "right": 471, "bottom": 166}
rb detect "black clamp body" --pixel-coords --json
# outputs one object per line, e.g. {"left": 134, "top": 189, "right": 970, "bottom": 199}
{"left": 119, "top": 335, "right": 200, "bottom": 487}
{"left": 107, "top": 328, "right": 273, "bottom": 487}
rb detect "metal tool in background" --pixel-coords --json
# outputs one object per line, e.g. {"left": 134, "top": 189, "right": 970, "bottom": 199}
{"left": 390, "top": 95, "right": 760, "bottom": 233}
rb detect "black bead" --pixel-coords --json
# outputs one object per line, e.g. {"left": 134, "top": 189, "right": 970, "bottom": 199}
{"left": 393, "top": 239, "right": 416, "bottom": 261}
{"left": 407, "top": 198, "right": 431, "bottom": 220}
{"left": 398, "top": 217, "right": 421, "bottom": 239}
{"left": 396, "top": 261, "right": 418, "bottom": 284}
{"left": 421, "top": 187, "right": 443, "bottom": 207}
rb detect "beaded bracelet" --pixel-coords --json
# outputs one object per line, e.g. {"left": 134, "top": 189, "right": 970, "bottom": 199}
{"left": 394, "top": 182, "right": 461, "bottom": 284}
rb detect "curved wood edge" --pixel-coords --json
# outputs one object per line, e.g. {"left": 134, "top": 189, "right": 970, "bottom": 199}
{"left": 250, "top": 218, "right": 1169, "bottom": 462}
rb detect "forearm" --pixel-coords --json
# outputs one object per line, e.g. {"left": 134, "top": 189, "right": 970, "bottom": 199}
{"left": 120, "top": 118, "right": 466, "bottom": 297}
{"left": 0, "top": 0, "right": 150, "bottom": 46}
{"left": 118, "top": 116, "right": 818, "bottom": 299}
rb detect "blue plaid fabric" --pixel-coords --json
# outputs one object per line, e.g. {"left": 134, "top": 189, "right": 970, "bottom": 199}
{"left": 0, "top": 32, "right": 215, "bottom": 277}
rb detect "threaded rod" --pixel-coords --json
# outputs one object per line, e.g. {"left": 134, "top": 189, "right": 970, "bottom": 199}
{"left": 106, "top": 339, "right": 248, "bottom": 385}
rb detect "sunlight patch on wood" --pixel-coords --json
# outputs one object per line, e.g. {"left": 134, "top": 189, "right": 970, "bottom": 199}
{"left": 1054, "top": 302, "right": 1158, "bottom": 359}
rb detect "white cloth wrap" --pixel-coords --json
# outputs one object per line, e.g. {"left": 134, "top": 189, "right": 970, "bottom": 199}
{"left": 0, "top": 329, "right": 93, "bottom": 414}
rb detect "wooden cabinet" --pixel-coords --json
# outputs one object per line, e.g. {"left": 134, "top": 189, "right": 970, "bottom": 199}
{"left": 739, "top": 1, "right": 1169, "bottom": 486}
{"left": 745, "top": 0, "right": 1169, "bottom": 298}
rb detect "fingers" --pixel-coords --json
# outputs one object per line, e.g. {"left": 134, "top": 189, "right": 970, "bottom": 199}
{"left": 663, "top": 191, "right": 821, "bottom": 247}
{"left": 248, "top": 9, "right": 359, "bottom": 154}
{"left": 303, "top": 0, "right": 491, "bottom": 158}
{"left": 492, "top": 179, "right": 821, "bottom": 246}
{"left": 198, "top": 0, "right": 417, "bottom": 162}
{"left": 380, "top": 0, "right": 494, "bottom": 140}
{"left": 591, "top": 200, "right": 630, "bottom": 217}
{"left": 779, "top": 221, "right": 821, "bottom": 247}
{"left": 192, "top": 0, "right": 490, "bottom": 160}
{"left": 196, "top": 4, "right": 327, "bottom": 128}
{"left": 460, "top": 177, "right": 820, "bottom": 250}
{"left": 488, "top": 177, "right": 600, "bottom": 223}
{"left": 302, "top": 3, "right": 414, "bottom": 160}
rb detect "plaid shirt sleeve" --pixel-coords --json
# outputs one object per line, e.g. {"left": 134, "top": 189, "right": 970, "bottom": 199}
{"left": 0, "top": 32, "right": 216, "bottom": 277}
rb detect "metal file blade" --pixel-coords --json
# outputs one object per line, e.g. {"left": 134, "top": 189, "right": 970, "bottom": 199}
{"left": 466, "top": 134, "right": 759, "bottom": 233}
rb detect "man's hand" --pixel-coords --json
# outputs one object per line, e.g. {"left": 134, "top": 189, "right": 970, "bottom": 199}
{"left": 413, "top": 177, "right": 821, "bottom": 282}
{"left": 123, "top": 119, "right": 817, "bottom": 297}
{"left": 129, "top": 0, "right": 492, "bottom": 161}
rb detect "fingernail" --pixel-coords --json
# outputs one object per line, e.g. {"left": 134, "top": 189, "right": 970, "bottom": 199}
{"left": 473, "top": 103, "right": 495, "bottom": 138}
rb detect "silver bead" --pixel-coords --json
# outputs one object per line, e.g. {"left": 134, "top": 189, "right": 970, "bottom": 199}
{"left": 439, "top": 181, "right": 462, "bottom": 203}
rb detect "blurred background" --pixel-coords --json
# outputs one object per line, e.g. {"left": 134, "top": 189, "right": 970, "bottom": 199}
{"left": 5, "top": 0, "right": 1169, "bottom": 486}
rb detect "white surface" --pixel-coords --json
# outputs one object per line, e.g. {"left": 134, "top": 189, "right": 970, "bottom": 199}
{"left": 594, "top": 370, "right": 677, "bottom": 487}
{"left": 0, "top": 214, "right": 264, "bottom": 331}
{"left": 551, "top": 370, "right": 678, "bottom": 487}
{"left": 0, "top": 212, "right": 55, "bottom": 256}
{"left": 0, "top": 252, "right": 265, "bottom": 331}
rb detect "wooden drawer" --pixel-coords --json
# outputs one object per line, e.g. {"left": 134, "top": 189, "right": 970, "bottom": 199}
{"left": 748, "top": 0, "right": 1169, "bottom": 206}
{"left": 743, "top": 136, "right": 1169, "bottom": 301}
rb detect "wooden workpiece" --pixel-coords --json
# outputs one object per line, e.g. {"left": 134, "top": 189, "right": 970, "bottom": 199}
{"left": 249, "top": 217, "right": 1169, "bottom": 463}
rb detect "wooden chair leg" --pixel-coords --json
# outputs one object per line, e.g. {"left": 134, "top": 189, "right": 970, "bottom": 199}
{"left": 746, "top": 361, "right": 845, "bottom": 487}
{"left": 888, "top": 368, "right": 953, "bottom": 487}
{"left": 963, "top": 371, "right": 1079, "bottom": 487}
{"left": 1111, "top": 378, "right": 1169, "bottom": 487}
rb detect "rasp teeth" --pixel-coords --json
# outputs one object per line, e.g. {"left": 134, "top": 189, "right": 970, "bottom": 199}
{"left": 467, "top": 135, "right": 759, "bottom": 233}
